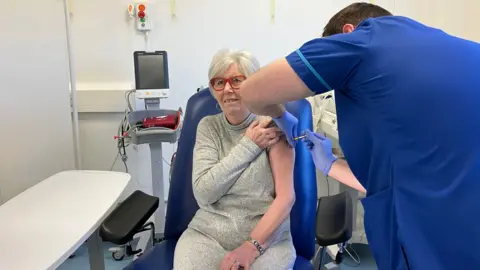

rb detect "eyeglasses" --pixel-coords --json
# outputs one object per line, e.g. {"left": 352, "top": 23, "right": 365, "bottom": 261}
{"left": 209, "top": 75, "right": 246, "bottom": 91}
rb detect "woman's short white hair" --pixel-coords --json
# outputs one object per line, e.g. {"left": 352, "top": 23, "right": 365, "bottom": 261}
{"left": 208, "top": 49, "right": 260, "bottom": 81}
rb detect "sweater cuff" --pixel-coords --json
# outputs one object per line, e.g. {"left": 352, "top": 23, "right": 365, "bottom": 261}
{"left": 239, "top": 136, "right": 262, "bottom": 157}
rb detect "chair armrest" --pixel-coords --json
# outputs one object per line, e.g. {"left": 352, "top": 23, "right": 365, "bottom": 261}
{"left": 100, "top": 190, "right": 159, "bottom": 245}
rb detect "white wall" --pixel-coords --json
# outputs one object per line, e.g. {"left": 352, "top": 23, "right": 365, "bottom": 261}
{"left": 0, "top": 0, "right": 476, "bottom": 210}
{"left": 395, "top": 0, "right": 480, "bottom": 41}
{"left": 73, "top": 0, "right": 379, "bottom": 201}
{"left": 0, "top": 0, "right": 76, "bottom": 204}
{"left": 72, "top": 0, "right": 480, "bottom": 202}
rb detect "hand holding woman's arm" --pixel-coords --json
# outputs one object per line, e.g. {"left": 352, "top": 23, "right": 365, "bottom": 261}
{"left": 193, "top": 118, "right": 282, "bottom": 205}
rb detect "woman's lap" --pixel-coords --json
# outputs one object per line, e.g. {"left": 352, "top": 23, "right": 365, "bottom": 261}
{"left": 173, "top": 228, "right": 226, "bottom": 270}
{"left": 174, "top": 228, "right": 296, "bottom": 270}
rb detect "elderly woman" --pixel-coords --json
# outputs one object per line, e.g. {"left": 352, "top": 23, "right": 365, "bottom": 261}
{"left": 173, "top": 49, "right": 297, "bottom": 270}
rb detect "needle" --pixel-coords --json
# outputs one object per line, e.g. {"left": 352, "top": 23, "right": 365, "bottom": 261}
{"left": 293, "top": 134, "right": 306, "bottom": 141}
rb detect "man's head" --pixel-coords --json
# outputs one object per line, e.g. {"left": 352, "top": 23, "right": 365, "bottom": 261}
{"left": 322, "top": 2, "right": 392, "bottom": 37}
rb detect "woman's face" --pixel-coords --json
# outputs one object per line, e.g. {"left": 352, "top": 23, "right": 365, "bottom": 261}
{"left": 209, "top": 64, "right": 249, "bottom": 118}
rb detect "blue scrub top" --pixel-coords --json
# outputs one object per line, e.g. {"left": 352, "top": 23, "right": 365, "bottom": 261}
{"left": 286, "top": 16, "right": 480, "bottom": 269}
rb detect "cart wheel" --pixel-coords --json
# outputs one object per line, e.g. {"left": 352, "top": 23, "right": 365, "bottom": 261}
{"left": 112, "top": 251, "right": 125, "bottom": 261}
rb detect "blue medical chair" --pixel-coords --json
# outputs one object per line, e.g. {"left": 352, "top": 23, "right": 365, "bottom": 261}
{"left": 121, "top": 88, "right": 317, "bottom": 269}
{"left": 100, "top": 88, "right": 353, "bottom": 270}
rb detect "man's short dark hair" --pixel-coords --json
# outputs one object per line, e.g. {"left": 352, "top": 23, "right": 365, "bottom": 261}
{"left": 322, "top": 2, "right": 392, "bottom": 37}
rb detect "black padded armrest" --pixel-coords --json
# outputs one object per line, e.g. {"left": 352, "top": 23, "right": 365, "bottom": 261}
{"left": 315, "top": 191, "right": 353, "bottom": 247}
{"left": 100, "top": 190, "right": 159, "bottom": 245}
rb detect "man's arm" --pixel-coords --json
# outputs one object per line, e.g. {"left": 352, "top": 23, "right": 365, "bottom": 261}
{"left": 329, "top": 159, "right": 366, "bottom": 194}
{"left": 240, "top": 29, "right": 373, "bottom": 118}
{"left": 249, "top": 139, "right": 295, "bottom": 247}
{"left": 240, "top": 58, "right": 314, "bottom": 117}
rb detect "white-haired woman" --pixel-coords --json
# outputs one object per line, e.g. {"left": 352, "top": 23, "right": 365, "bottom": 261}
{"left": 173, "top": 49, "right": 297, "bottom": 270}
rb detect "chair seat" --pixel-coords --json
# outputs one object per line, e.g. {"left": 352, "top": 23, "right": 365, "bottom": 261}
{"left": 100, "top": 190, "right": 159, "bottom": 245}
{"left": 123, "top": 238, "right": 313, "bottom": 270}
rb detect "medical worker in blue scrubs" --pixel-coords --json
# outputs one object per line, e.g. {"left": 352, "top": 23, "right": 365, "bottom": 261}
{"left": 239, "top": 2, "right": 480, "bottom": 269}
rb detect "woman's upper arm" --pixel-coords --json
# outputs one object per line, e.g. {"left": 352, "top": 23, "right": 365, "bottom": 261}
{"left": 192, "top": 118, "right": 218, "bottom": 180}
{"left": 268, "top": 139, "right": 295, "bottom": 201}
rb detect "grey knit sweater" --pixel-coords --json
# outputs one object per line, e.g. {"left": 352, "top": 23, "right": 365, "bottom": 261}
{"left": 188, "top": 113, "right": 292, "bottom": 251}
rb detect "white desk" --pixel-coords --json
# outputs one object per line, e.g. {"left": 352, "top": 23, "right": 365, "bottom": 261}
{"left": 0, "top": 170, "right": 131, "bottom": 270}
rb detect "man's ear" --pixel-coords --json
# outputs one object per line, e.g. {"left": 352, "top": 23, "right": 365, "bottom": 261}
{"left": 342, "top": 24, "right": 355, "bottom": 33}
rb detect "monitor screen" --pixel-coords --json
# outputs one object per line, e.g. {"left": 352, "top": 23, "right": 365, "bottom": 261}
{"left": 134, "top": 51, "right": 169, "bottom": 90}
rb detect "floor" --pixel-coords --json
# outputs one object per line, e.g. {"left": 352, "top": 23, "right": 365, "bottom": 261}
{"left": 57, "top": 242, "right": 132, "bottom": 270}
{"left": 58, "top": 243, "right": 377, "bottom": 270}
{"left": 322, "top": 244, "right": 378, "bottom": 270}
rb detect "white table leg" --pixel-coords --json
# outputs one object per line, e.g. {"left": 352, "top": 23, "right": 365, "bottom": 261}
{"left": 87, "top": 229, "right": 105, "bottom": 270}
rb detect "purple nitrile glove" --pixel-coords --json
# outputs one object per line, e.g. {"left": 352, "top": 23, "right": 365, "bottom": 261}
{"left": 273, "top": 110, "right": 298, "bottom": 147}
{"left": 302, "top": 129, "right": 337, "bottom": 175}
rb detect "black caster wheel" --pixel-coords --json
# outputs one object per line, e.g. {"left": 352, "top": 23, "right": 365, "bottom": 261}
{"left": 112, "top": 251, "right": 125, "bottom": 261}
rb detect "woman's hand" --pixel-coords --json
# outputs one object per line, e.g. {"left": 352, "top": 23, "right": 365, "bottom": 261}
{"left": 219, "top": 242, "right": 259, "bottom": 270}
{"left": 245, "top": 118, "right": 282, "bottom": 149}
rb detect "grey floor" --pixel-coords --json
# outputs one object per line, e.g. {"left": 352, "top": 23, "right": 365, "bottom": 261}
{"left": 317, "top": 244, "right": 378, "bottom": 270}
{"left": 57, "top": 242, "right": 132, "bottom": 270}
{"left": 58, "top": 242, "right": 377, "bottom": 270}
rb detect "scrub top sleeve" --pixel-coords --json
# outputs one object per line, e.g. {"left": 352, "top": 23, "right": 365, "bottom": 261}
{"left": 285, "top": 27, "right": 373, "bottom": 94}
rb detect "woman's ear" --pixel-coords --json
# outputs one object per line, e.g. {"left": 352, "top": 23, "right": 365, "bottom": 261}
{"left": 342, "top": 24, "right": 355, "bottom": 34}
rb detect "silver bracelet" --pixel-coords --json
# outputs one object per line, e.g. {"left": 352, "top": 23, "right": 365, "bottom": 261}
{"left": 248, "top": 239, "right": 265, "bottom": 255}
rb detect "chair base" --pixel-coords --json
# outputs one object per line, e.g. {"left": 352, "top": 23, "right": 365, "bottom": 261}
{"left": 322, "top": 262, "right": 341, "bottom": 270}
{"left": 314, "top": 244, "right": 349, "bottom": 270}
{"left": 124, "top": 239, "right": 177, "bottom": 270}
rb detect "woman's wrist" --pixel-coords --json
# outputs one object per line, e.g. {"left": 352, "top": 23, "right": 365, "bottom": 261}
{"left": 246, "top": 239, "right": 266, "bottom": 257}
{"left": 244, "top": 241, "right": 261, "bottom": 258}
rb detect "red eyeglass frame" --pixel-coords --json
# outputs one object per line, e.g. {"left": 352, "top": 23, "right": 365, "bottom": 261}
{"left": 209, "top": 75, "right": 247, "bottom": 91}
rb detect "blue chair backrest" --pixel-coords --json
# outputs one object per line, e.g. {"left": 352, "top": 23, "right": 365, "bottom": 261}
{"left": 164, "top": 88, "right": 317, "bottom": 260}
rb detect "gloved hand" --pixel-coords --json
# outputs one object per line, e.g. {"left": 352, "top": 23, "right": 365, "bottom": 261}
{"left": 272, "top": 110, "right": 298, "bottom": 147}
{"left": 302, "top": 129, "right": 338, "bottom": 175}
